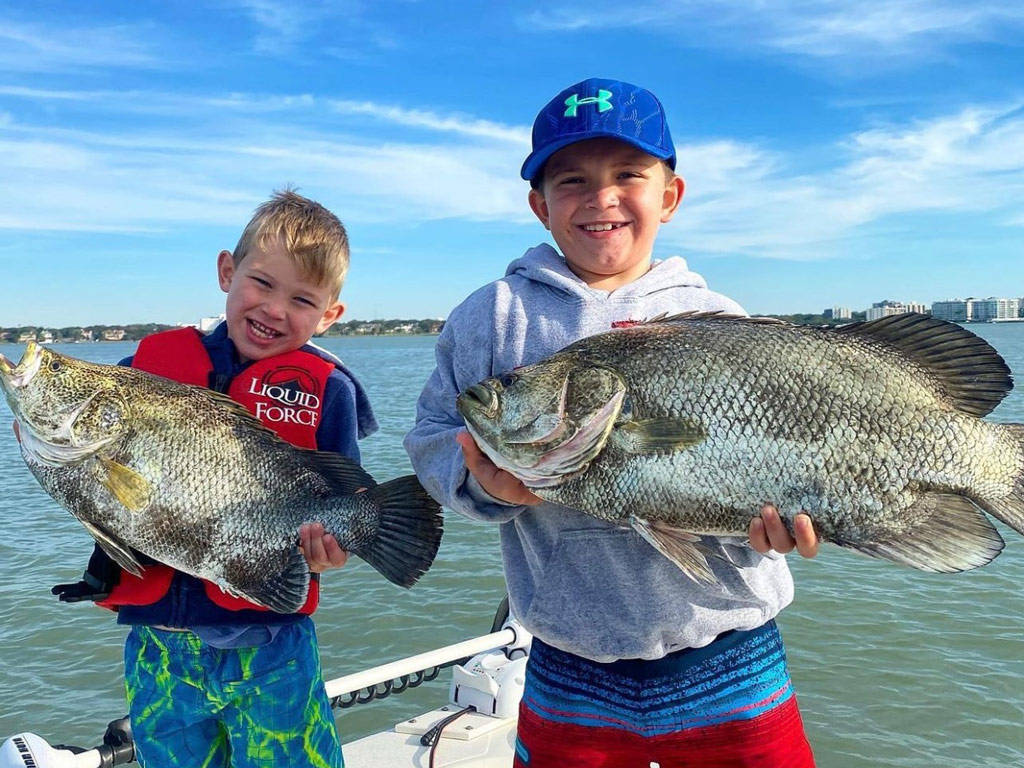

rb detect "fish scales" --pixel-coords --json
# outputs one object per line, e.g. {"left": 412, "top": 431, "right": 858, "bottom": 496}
{"left": 0, "top": 344, "right": 443, "bottom": 611}
{"left": 565, "top": 322, "right": 989, "bottom": 528}
{"left": 457, "top": 313, "right": 1024, "bottom": 580}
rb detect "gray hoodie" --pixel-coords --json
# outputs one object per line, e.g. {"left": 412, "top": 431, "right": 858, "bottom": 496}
{"left": 404, "top": 244, "right": 794, "bottom": 662}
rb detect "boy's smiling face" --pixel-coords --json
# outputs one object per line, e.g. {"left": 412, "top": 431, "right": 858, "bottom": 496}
{"left": 529, "top": 137, "right": 684, "bottom": 291}
{"left": 217, "top": 238, "right": 344, "bottom": 363}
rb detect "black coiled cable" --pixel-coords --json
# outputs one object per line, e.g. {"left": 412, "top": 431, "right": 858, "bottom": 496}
{"left": 329, "top": 656, "right": 471, "bottom": 710}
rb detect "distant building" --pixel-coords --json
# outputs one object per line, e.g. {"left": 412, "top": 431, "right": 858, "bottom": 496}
{"left": 823, "top": 306, "right": 851, "bottom": 320}
{"left": 103, "top": 329, "right": 126, "bottom": 341}
{"left": 931, "top": 299, "right": 972, "bottom": 322}
{"left": 17, "top": 331, "right": 36, "bottom": 343}
{"left": 973, "top": 297, "right": 1020, "bottom": 322}
{"left": 199, "top": 314, "right": 226, "bottom": 332}
{"left": 80, "top": 329, "right": 94, "bottom": 342}
{"left": 865, "top": 300, "right": 926, "bottom": 321}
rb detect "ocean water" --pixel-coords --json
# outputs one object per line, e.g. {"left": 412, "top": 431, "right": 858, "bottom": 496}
{"left": 1, "top": 327, "right": 1022, "bottom": 767}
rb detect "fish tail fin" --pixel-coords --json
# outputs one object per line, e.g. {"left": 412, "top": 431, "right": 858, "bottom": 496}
{"left": 976, "top": 423, "right": 1024, "bottom": 536}
{"left": 343, "top": 475, "right": 444, "bottom": 588}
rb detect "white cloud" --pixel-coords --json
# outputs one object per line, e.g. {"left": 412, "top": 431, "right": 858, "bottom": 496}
{"left": 327, "top": 99, "right": 531, "bottom": 144}
{"left": 0, "top": 87, "right": 530, "bottom": 144}
{"left": 224, "top": 0, "right": 392, "bottom": 57}
{"left": 0, "top": 97, "right": 529, "bottom": 232}
{"left": 522, "top": 0, "right": 1024, "bottom": 60}
{"left": 0, "top": 20, "right": 160, "bottom": 73}
{"left": 1, "top": 86, "right": 1021, "bottom": 261}
{"left": 230, "top": 0, "right": 324, "bottom": 54}
{"left": 664, "top": 103, "right": 1024, "bottom": 258}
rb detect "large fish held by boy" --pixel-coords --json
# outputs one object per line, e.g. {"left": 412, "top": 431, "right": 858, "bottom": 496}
{"left": 457, "top": 312, "right": 1024, "bottom": 582}
{"left": 0, "top": 343, "right": 443, "bottom": 613}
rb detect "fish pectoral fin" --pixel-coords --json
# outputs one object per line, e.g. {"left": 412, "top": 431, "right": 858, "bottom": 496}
{"left": 629, "top": 516, "right": 717, "bottom": 584}
{"left": 98, "top": 458, "right": 152, "bottom": 512}
{"left": 614, "top": 418, "right": 706, "bottom": 454}
{"left": 79, "top": 520, "right": 144, "bottom": 577}
{"left": 835, "top": 493, "right": 1005, "bottom": 573}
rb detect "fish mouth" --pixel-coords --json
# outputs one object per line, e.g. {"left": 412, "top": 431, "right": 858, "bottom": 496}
{"left": 0, "top": 342, "right": 42, "bottom": 390}
{"left": 457, "top": 384, "right": 499, "bottom": 419}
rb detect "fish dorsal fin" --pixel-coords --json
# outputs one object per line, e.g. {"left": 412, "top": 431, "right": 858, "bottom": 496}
{"left": 201, "top": 388, "right": 281, "bottom": 433}
{"left": 302, "top": 450, "right": 377, "bottom": 494}
{"left": 833, "top": 313, "right": 1012, "bottom": 417}
{"left": 634, "top": 310, "right": 786, "bottom": 327}
{"left": 200, "top": 387, "right": 376, "bottom": 494}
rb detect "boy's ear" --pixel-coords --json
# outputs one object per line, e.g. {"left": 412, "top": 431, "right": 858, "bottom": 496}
{"left": 660, "top": 174, "right": 685, "bottom": 223}
{"left": 316, "top": 301, "right": 345, "bottom": 334}
{"left": 528, "top": 188, "right": 551, "bottom": 230}
{"left": 216, "top": 250, "right": 236, "bottom": 292}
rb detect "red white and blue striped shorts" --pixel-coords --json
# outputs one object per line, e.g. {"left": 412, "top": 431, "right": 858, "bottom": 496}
{"left": 514, "top": 620, "right": 815, "bottom": 768}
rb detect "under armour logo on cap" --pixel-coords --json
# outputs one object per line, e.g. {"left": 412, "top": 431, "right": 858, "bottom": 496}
{"left": 564, "top": 89, "right": 613, "bottom": 118}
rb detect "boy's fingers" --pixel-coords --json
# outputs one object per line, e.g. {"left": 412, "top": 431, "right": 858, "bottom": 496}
{"left": 748, "top": 516, "right": 770, "bottom": 553}
{"left": 320, "top": 534, "right": 349, "bottom": 568}
{"left": 793, "top": 514, "right": 819, "bottom": 559}
{"left": 758, "top": 504, "right": 796, "bottom": 554}
{"left": 456, "top": 431, "right": 487, "bottom": 466}
{"left": 457, "top": 429, "right": 541, "bottom": 506}
{"left": 457, "top": 430, "right": 499, "bottom": 482}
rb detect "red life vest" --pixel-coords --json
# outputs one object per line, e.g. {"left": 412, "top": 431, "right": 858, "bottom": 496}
{"left": 98, "top": 327, "right": 336, "bottom": 615}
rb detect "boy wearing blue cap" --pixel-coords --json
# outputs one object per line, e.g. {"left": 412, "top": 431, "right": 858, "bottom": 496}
{"left": 405, "top": 78, "right": 818, "bottom": 767}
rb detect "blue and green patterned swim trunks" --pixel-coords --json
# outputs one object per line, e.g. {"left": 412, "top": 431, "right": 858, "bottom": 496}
{"left": 125, "top": 619, "right": 343, "bottom": 768}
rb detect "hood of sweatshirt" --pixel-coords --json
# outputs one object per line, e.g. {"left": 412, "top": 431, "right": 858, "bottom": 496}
{"left": 504, "top": 243, "right": 709, "bottom": 302}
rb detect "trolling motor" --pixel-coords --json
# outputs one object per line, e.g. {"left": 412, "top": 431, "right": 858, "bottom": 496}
{"left": 449, "top": 614, "right": 532, "bottom": 718}
{"left": 0, "top": 718, "right": 134, "bottom": 768}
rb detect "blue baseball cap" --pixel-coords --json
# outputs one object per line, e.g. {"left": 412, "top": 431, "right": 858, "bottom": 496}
{"left": 521, "top": 77, "right": 676, "bottom": 182}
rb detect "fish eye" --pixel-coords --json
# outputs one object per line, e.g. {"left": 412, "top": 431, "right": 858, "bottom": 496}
{"left": 49, "top": 361, "right": 62, "bottom": 373}
{"left": 498, "top": 373, "right": 517, "bottom": 388}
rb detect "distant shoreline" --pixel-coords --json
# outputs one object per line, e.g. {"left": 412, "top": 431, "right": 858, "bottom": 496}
{"left": 4, "top": 314, "right": 1023, "bottom": 346}
{"left": 1, "top": 319, "right": 446, "bottom": 345}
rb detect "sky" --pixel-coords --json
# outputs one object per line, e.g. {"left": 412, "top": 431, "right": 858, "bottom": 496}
{"left": 0, "top": 0, "right": 1022, "bottom": 327}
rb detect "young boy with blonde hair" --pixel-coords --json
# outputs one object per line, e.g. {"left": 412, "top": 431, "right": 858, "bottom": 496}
{"left": 50, "top": 189, "right": 376, "bottom": 768}
{"left": 405, "top": 78, "right": 819, "bottom": 767}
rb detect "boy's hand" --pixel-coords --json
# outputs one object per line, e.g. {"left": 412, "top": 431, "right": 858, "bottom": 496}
{"left": 299, "top": 522, "right": 349, "bottom": 573}
{"left": 456, "top": 431, "right": 542, "bottom": 507}
{"left": 749, "top": 504, "right": 819, "bottom": 559}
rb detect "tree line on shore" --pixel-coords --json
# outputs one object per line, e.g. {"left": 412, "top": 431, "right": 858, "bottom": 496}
{"left": 1, "top": 313, "right": 870, "bottom": 345}
{"left": 0, "top": 318, "right": 448, "bottom": 344}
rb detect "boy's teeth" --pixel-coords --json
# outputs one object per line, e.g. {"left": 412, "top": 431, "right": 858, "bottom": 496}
{"left": 583, "top": 223, "right": 623, "bottom": 232}
{"left": 250, "top": 320, "right": 279, "bottom": 338}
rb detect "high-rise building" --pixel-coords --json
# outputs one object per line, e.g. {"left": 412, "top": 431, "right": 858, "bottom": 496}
{"left": 865, "top": 300, "right": 925, "bottom": 321}
{"left": 931, "top": 299, "right": 972, "bottom": 322}
{"left": 972, "top": 298, "right": 1020, "bottom": 322}
{"left": 823, "top": 306, "right": 852, "bottom": 320}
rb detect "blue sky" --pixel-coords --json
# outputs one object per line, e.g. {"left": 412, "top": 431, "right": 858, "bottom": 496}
{"left": 1, "top": 0, "right": 1022, "bottom": 326}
